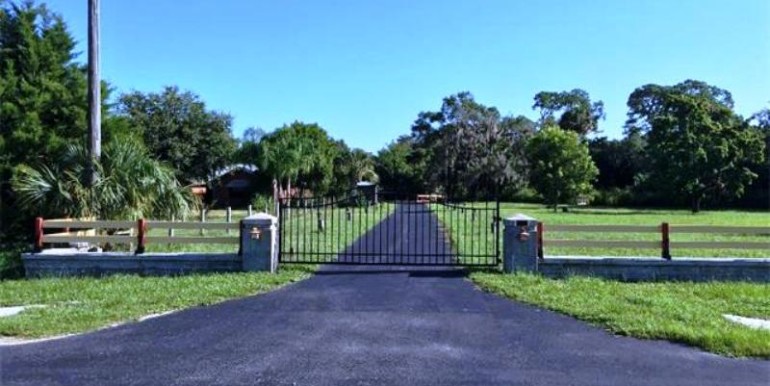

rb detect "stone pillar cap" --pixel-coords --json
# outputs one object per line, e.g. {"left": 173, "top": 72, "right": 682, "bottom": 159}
{"left": 504, "top": 213, "right": 537, "bottom": 222}
{"left": 244, "top": 213, "right": 277, "bottom": 221}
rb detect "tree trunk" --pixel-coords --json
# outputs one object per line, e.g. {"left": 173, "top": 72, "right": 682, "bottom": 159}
{"left": 691, "top": 197, "right": 701, "bottom": 214}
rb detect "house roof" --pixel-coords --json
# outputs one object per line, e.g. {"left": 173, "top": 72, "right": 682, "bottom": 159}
{"left": 211, "top": 164, "right": 258, "bottom": 180}
{"left": 225, "top": 179, "right": 251, "bottom": 189}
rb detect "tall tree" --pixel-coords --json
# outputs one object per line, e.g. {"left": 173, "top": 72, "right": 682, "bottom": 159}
{"left": 533, "top": 89, "right": 605, "bottom": 135}
{"left": 526, "top": 127, "right": 598, "bottom": 210}
{"left": 335, "top": 147, "right": 377, "bottom": 188}
{"left": 0, "top": 1, "right": 88, "bottom": 172}
{"left": 0, "top": 0, "right": 113, "bottom": 241}
{"left": 234, "top": 126, "right": 265, "bottom": 164}
{"left": 375, "top": 136, "right": 427, "bottom": 194}
{"left": 626, "top": 80, "right": 765, "bottom": 212}
{"left": 410, "top": 92, "right": 531, "bottom": 198}
{"left": 257, "top": 122, "right": 338, "bottom": 198}
{"left": 118, "top": 86, "right": 237, "bottom": 182}
{"left": 742, "top": 108, "right": 770, "bottom": 208}
{"left": 588, "top": 133, "right": 645, "bottom": 190}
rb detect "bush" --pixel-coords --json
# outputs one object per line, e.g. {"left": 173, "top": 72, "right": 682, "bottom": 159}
{"left": 508, "top": 186, "right": 542, "bottom": 204}
{"left": 0, "top": 245, "right": 25, "bottom": 280}
{"left": 592, "top": 187, "right": 634, "bottom": 207}
{"left": 251, "top": 193, "right": 275, "bottom": 214}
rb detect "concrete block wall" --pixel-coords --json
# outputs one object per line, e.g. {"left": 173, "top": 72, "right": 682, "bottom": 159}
{"left": 22, "top": 213, "right": 280, "bottom": 277}
{"left": 502, "top": 216, "right": 770, "bottom": 283}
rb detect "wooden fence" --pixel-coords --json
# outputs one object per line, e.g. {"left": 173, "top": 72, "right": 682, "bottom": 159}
{"left": 538, "top": 223, "right": 770, "bottom": 259}
{"left": 35, "top": 217, "right": 239, "bottom": 254}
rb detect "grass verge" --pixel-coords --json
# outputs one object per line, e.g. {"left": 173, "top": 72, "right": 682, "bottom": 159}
{"left": 470, "top": 271, "right": 770, "bottom": 358}
{"left": 0, "top": 264, "right": 315, "bottom": 338}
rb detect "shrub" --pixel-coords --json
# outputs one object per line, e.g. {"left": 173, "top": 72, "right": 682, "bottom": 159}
{"left": 251, "top": 193, "right": 275, "bottom": 214}
{"left": 592, "top": 187, "right": 634, "bottom": 207}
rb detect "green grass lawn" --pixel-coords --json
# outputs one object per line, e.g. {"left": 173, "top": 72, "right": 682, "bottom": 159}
{"left": 143, "top": 205, "right": 396, "bottom": 259}
{"left": 429, "top": 202, "right": 499, "bottom": 265}
{"left": 438, "top": 203, "right": 769, "bottom": 258}
{"left": 470, "top": 271, "right": 770, "bottom": 358}
{"left": 0, "top": 265, "right": 314, "bottom": 338}
{"left": 514, "top": 204, "right": 769, "bottom": 258}
{"left": 279, "top": 203, "right": 396, "bottom": 262}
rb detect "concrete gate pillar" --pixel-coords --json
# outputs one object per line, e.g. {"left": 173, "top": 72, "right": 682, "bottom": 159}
{"left": 241, "top": 213, "right": 278, "bottom": 273}
{"left": 503, "top": 214, "right": 539, "bottom": 273}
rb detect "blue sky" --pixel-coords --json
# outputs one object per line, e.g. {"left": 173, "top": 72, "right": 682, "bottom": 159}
{"left": 45, "top": 0, "right": 770, "bottom": 152}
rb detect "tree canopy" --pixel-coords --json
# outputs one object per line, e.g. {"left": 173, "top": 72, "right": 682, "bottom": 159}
{"left": 533, "top": 89, "right": 604, "bottom": 135}
{"left": 12, "top": 140, "right": 196, "bottom": 221}
{"left": 118, "top": 86, "right": 237, "bottom": 183}
{"left": 409, "top": 92, "right": 532, "bottom": 198}
{"left": 257, "top": 122, "right": 339, "bottom": 197}
{"left": 0, "top": 1, "right": 87, "bottom": 173}
{"left": 375, "top": 136, "right": 427, "bottom": 195}
{"left": 588, "top": 133, "right": 645, "bottom": 190}
{"left": 526, "top": 127, "right": 598, "bottom": 210}
{"left": 626, "top": 80, "right": 765, "bottom": 212}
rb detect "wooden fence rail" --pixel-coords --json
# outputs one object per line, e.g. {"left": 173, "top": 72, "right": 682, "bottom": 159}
{"left": 35, "top": 217, "right": 240, "bottom": 254}
{"left": 538, "top": 222, "right": 770, "bottom": 260}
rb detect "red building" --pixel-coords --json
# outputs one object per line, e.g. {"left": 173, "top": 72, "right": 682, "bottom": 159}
{"left": 207, "top": 164, "right": 261, "bottom": 208}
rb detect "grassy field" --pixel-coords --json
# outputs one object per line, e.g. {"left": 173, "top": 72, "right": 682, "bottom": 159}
{"left": 429, "top": 202, "right": 499, "bottom": 265}
{"left": 278, "top": 203, "right": 395, "bottom": 262}
{"left": 143, "top": 209, "right": 249, "bottom": 253}
{"left": 143, "top": 204, "right": 396, "bottom": 259}
{"left": 470, "top": 271, "right": 770, "bottom": 358}
{"left": 0, "top": 265, "right": 314, "bottom": 338}
{"left": 438, "top": 203, "right": 769, "bottom": 258}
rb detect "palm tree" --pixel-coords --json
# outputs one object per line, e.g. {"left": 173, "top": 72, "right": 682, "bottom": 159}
{"left": 13, "top": 141, "right": 196, "bottom": 221}
{"left": 347, "top": 149, "right": 379, "bottom": 185}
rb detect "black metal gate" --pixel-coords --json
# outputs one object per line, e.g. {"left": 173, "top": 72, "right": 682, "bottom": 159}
{"left": 278, "top": 189, "right": 500, "bottom": 266}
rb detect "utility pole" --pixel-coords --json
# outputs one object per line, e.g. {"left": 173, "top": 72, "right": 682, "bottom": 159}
{"left": 87, "top": 0, "right": 101, "bottom": 185}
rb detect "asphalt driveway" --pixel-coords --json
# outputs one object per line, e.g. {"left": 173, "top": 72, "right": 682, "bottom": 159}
{"left": 1, "top": 206, "right": 768, "bottom": 385}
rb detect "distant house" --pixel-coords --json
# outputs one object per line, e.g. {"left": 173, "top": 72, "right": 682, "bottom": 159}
{"left": 207, "top": 164, "right": 261, "bottom": 208}
{"left": 355, "top": 181, "right": 378, "bottom": 204}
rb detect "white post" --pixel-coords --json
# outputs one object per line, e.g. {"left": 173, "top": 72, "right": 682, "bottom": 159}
{"left": 168, "top": 215, "right": 175, "bottom": 237}
{"left": 199, "top": 208, "right": 206, "bottom": 236}
{"left": 226, "top": 207, "right": 232, "bottom": 234}
{"left": 248, "top": 205, "right": 253, "bottom": 216}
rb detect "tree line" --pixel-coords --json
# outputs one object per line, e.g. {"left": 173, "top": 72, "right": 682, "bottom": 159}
{"left": 1, "top": 1, "right": 768, "bottom": 251}
{"left": 0, "top": 2, "right": 378, "bottom": 245}
{"left": 377, "top": 85, "right": 768, "bottom": 213}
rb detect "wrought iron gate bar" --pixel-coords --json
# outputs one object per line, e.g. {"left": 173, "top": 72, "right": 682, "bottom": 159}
{"left": 278, "top": 188, "right": 500, "bottom": 266}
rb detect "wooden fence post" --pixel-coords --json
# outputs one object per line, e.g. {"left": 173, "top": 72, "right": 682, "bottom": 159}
{"left": 136, "top": 218, "right": 146, "bottom": 254}
{"left": 661, "top": 222, "right": 671, "bottom": 260}
{"left": 34, "top": 217, "right": 44, "bottom": 252}
{"left": 537, "top": 222, "right": 544, "bottom": 260}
